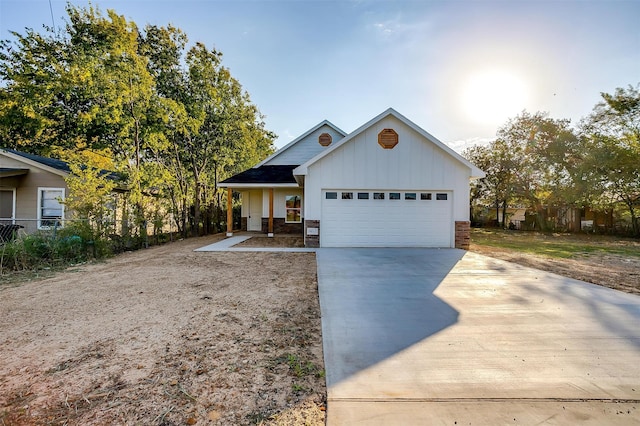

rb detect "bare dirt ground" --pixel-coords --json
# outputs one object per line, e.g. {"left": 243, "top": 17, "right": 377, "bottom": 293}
{"left": 0, "top": 235, "right": 325, "bottom": 425}
{"left": 234, "top": 235, "right": 305, "bottom": 249}
{"left": 470, "top": 244, "right": 640, "bottom": 295}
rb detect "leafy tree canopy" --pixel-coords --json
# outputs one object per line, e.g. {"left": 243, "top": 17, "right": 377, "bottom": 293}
{"left": 0, "top": 4, "right": 275, "bottom": 237}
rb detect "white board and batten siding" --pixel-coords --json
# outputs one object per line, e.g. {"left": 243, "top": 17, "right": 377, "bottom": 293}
{"left": 263, "top": 123, "right": 345, "bottom": 166}
{"left": 303, "top": 115, "right": 472, "bottom": 248}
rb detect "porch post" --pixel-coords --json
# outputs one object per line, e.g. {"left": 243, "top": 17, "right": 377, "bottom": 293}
{"left": 226, "top": 188, "right": 233, "bottom": 237}
{"left": 268, "top": 188, "right": 274, "bottom": 237}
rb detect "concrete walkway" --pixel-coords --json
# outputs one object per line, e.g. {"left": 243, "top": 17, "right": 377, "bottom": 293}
{"left": 316, "top": 248, "right": 640, "bottom": 425}
{"left": 194, "top": 235, "right": 316, "bottom": 252}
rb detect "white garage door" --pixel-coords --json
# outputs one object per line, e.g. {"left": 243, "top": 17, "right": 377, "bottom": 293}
{"left": 321, "top": 190, "right": 453, "bottom": 247}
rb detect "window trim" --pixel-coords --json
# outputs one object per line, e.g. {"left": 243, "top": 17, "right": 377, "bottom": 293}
{"left": 284, "top": 194, "right": 302, "bottom": 223}
{"left": 37, "top": 187, "right": 65, "bottom": 229}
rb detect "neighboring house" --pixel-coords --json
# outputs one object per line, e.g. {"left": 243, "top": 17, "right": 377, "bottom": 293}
{"left": 220, "top": 108, "right": 485, "bottom": 248}
{"left": 0, "top": 149, "right": 127, "bottom": 236}
{"left": 1, "top": 149, "right": 73, "bottom": 233}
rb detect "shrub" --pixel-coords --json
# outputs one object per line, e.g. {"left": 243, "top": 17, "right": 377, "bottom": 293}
{"left": 0, "top": 223, "right": 114, "bottom": 275}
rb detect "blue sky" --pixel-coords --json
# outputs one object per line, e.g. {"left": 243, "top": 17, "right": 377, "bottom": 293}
{"left": 1, "top": 0, "right": 639, "bottom": 151}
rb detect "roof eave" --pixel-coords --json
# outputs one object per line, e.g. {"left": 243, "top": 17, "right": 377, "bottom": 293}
{"left": 218, "top": 182, "right": 300, "bottom": 189}
{"left": 0, "top": 149, "right": 69, "bottom": 178}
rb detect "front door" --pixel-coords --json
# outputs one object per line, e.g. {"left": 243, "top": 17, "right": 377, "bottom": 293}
{"left": 248, "top": 190, "right": 262, "bottom": 231}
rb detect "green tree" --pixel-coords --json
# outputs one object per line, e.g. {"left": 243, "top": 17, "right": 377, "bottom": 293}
{"left": 144, "top": 32, "right": 274, "bottom": 236}
{"left": 66, "top": 6, "right": 166, "bottom": 238}
{"left": 1, "top": 4, "right": 275, "bottom": 239}
{"left": 0, "top": 23, "right": 68, "bottom": 153}
{"left": 463, "top": 141, "right": 518, "bottom": 227}
{"left": 496, "top": 111, "right": 580, "bottom": 230}
{"left": 62, "top": 152, "right": 118, "bottom": 237}
{"left": 580, "top": 85, "right": 640, "bottom": 236}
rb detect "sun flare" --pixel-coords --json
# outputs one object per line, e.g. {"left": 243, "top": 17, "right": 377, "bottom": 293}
{"left": 461, "top": 69, "right": 529, "bottom": 125}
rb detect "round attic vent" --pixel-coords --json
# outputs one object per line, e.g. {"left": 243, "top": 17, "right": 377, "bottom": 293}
{"left": 319, "top": 132, "right": 332, "bottom": 147}
{"left": 378, "top": 128, "right": 398, "bottom": 149}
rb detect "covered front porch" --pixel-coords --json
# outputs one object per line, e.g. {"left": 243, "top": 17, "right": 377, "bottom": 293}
{"left": 223, "top": 186, "right": 304, "bottom": 238}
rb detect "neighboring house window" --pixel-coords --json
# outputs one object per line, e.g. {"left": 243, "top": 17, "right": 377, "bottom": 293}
{"left": 285, "top": 195, "right": 301, "bottom": 223}
{"left": 0, "top": 189, "right": 15, "bottom": 224}
{"left": 38, "top": 187, "right": 65, "bottom": 229}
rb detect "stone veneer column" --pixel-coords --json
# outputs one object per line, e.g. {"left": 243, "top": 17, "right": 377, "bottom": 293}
{"left": 304, "top": 220, "right": 320, "bottom": 248}
{"left": 455, "top": 221, "right": 471, "bottom": 250}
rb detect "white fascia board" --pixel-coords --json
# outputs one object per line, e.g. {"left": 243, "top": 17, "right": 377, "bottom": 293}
{"left": 294, "top": 108, "right": 486, "bottom": 179}
{"left": 0, "top": 149, "right": 69, "bottom": 178}
{"left": 255, "top": 120, "right": 347, "bottom": 168}
{"left": 218, "top": 183, "right": 300, "bottom": 189}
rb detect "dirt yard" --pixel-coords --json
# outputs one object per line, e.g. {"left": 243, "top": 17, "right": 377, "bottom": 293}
{"left": 0, "top": 235, "right": 325, "bottom": 425}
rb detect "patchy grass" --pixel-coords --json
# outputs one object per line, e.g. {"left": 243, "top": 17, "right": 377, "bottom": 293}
{"left": 471, "top": 228, "right": 640, "bottom": 259}
{"left": 470, "top": 228, "right": 640, "bottom": 295}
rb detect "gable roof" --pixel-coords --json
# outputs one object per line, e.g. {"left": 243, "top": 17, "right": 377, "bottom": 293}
{"left": 219, "top": 165, "right": 299, "bottom": 187}
{"left": 293, "top": 108, "right": 485, "bottom": 181}
{"left": 0, "top": 149, "right": 123, "bottom": 182}
{"left": 255, "top": 120, "right": 347, "bottom": 168}
{"left": 1, "top": 149, "right": 72, "bottom": 177}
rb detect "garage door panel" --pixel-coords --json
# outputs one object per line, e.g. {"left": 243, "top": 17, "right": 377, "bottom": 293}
{"left": 321, "top": 190, "right": 452, "bottom": 247}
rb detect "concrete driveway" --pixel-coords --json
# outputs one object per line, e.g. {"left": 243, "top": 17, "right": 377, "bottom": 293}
{"left": 316, "top": 248, "right": 640, "bottom": 425}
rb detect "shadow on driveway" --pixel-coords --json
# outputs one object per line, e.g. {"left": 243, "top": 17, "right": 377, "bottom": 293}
{"left": 316, "top": 248, "right": 463, "bottom": 388}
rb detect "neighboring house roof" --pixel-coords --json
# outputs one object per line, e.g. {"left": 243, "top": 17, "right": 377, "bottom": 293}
{"left": 293, "top": 108, "right": 486, "bottom": 182}
{"left": 1, "top": 149, "right": 72, "bottom": 177}
{"left": 0, "top": 148, "right": 123, "bottom": 182}
{"left": 255, "top": 120, "right": 347, "bottom": 167}
{"left": 219, "top": 165, "right": 299, "bottom": 188}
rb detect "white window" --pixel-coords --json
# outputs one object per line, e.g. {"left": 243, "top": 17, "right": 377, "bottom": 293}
{"left": 325, "top": 192, "right": 338, "bottom": 199}
{"left": 285, "top": 195, "right": 301, "bottom": 223}
{"left": 38, "top": 187, "right": 65, "bottom": 229}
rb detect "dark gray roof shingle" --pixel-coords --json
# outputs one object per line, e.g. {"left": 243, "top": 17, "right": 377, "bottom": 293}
{"left": 2, "top": 149, "right": 122, "bottom": 181}
{"left": 221, "top": 165, "right": 298, "bottom": 184}
{"left": 4, "top": 149, "right": 72, "bottom": 173}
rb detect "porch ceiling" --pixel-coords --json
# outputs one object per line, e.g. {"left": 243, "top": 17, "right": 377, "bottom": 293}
{"left": 0, "top": 168, "right": 29, "bottom": 178}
